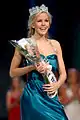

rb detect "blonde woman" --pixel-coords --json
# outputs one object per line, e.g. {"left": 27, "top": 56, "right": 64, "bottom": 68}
{"left": 10, "top": 4, "right": 68, "bottom": 120}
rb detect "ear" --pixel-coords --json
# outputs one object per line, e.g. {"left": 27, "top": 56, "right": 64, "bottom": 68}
{"left": 31, "top": 23, "right": 35, "bottom": 29}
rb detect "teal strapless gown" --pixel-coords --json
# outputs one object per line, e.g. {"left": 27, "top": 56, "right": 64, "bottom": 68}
{"left": 20, "top": 54, "right": 68, "bottom": 120}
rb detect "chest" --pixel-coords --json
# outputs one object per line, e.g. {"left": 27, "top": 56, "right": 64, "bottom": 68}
{"left": 11, "top": 91, "right": 20, "bottom": 98}
{"left": 37, "top": 41, "right": 56, "bottom": 56}
{"left": 40, "top": 54, "right": 58, "bottom": 70}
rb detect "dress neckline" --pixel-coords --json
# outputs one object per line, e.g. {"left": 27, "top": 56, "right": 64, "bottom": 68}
{"left": 40, "top": 54, "right": 57, "bottom": 58}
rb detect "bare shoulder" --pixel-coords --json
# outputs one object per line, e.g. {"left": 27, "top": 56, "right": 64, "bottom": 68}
{"left": 14, "top": 48, "right": 21, "bottom": 56}
{"left": 50, "top": 39, "right": 61, "bottom": 48}
{"left": 49, "top": 39, "right": 62, "bottom": 56}
{"left": 6, "top": 90, "right": 11, "bottom": 97}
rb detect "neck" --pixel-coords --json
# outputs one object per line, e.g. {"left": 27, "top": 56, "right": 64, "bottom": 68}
{"left": 12, "top": 87, "right": 20, "bottom": 91}
{"left": 32, "top": 33, "right": 47, "bottom": 42}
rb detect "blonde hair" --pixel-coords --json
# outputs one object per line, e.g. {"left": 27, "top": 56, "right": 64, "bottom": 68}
{"left": 27, "top": 12, "right": 52, "bottom": 38}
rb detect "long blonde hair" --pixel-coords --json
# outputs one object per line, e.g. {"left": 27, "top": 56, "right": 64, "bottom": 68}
{"left": 27, "top": 12, "right": 52, "bottom": 38}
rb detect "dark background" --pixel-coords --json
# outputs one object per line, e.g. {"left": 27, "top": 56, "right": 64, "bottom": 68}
{"left": 0, "top": 0, "right": 80, "bottom": 119}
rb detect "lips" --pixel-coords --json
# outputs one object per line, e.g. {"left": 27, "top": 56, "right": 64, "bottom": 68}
{"left": 40, "top": 28, "right": 47, "bottom": 30}
{"left": 40, "top": 29, "right": 46, "bottom": 30}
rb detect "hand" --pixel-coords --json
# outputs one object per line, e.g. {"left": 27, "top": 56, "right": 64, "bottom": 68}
{"left": 35, "top": 61, "right": 49, "bottom": 74}
{"left": 43, "top": 82, "right": 59, "bottom": 94}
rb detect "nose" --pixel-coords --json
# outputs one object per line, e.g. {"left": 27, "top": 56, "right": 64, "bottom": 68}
{"left": 41, "top": 20, "right": 45, "bottom": 26}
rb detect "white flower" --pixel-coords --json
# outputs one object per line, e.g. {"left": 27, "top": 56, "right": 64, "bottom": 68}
{"left": 17, "top": 38, "right": 28, "bottom": 49}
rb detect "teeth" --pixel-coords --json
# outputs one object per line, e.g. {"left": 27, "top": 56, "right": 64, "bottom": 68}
{"left": 40, "top": 29, "right": 46, "bottom": 30}
{"left": 40, "top": 28, "right": 46, "bottom": 29}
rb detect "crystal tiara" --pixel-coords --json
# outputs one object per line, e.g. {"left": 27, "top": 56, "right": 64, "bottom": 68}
{"left": 29, "top": 4, "right": 48, "bottom": 17}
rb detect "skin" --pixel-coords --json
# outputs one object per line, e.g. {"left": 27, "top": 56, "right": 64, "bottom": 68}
{"left": 10, "top": 12, "right": 67, "bottom": 95}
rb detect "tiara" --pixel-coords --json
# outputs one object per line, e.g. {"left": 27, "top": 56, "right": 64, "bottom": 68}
{"left": 29, "top": 4, "right": 48, "bottom": 17}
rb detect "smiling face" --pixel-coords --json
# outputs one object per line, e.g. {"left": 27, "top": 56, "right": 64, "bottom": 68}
{"left": 32, "top": 12, "right": 50, "bottom": 37}
{"left": 12, "top": 77, "right": 20, "bottom": 89}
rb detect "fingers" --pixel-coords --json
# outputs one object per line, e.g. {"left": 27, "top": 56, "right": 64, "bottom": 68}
{"left": 36, "top": 65, "right": 45, "bottom": 73}
{"left": 35, "top": 62, "right": 48, "bottom": 73}
{"left": 47, "top": 91, "right": 56, "bottom": 95}
{"left": 43, "top": 83, "right": 58, "bottom": 94}
{"left": 43, "top": 84, "right": 51, "bottom": 87}
{"left": 43, "top": 86, "right": 54, "bottom": 92}
{"left": 44, "top": 88, "right": 56, "bottom": 94}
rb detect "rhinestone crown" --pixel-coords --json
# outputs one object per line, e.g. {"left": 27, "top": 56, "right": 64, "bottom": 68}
{"left": 29, "top": 4, "right": 48, "bottom": 16}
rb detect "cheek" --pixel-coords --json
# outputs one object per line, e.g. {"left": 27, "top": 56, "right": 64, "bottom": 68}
{"left": 47, "top": 22, "right": 50, "bottom": 27}
{"left": 35, "top": 22, "right": 41, "bottom": 28}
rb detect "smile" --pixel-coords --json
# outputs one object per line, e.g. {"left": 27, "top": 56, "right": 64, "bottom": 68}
{"left": 40, "top": 28, "right": 47, "bottom": 30}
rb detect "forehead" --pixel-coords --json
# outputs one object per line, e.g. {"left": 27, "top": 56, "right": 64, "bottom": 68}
{"left": 36, "top": 12, "right": 49, "bottom": 20}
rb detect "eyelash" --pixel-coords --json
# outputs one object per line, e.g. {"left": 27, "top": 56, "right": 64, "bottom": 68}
{"left": 37, "top": 20, "right": 49, "bottom": 22}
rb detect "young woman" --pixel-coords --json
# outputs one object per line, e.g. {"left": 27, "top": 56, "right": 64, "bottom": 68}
{"left": 6, "top": 77, "right": 22, "bottom": 120}
{"left": 10, "top": 4, "right": 68, "bottom": 120}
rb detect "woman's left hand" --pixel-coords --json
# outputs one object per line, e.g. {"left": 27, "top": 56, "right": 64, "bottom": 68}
{"left": 43, "top": 82, "right": 59, "bottom": 94}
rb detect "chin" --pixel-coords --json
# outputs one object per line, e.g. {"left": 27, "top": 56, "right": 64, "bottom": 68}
{"left": 39, "top": 31, "right": 47, "bottom": 36}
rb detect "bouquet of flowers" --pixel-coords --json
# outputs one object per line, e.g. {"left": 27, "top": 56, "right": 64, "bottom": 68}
{"left": 9, "top": 38, "right": 57, "bottom": 98}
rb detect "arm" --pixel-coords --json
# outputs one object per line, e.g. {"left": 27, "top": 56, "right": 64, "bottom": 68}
{"left": 51, "top": 40, "right": 67, "bottom": 88}
{"left": 10, "top": 48, "right": 36, "bottom": 77}
{"left": 43, "top": 40, "right": 67, "bottom": 94}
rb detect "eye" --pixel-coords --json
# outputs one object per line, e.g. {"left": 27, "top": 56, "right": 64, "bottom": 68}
{"left": 45, "top": 19, "right": 49, "bottom": 22}
{"left": 36, "top": 19, "right": 49, "bottom": 22}
{"left": 37, "top": 19, "right": 42, "bottom": 22}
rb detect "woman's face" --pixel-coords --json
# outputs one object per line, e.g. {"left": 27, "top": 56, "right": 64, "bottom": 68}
{"left": 33, "top": 12, "right": 50, "bottom": 36}
{"left": 12, "top": 77, "right": 20, "bottom": 88}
